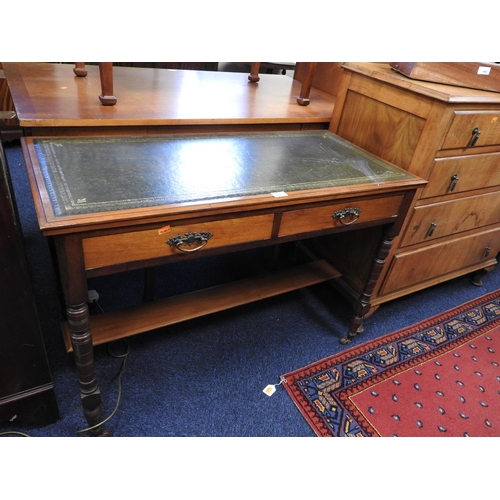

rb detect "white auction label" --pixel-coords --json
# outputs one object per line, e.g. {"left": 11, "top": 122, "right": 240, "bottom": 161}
{"left": 477, "top": 66, "right": 491, "bottom": 75}
{"left": 263, "top": 384, "right": 277, "bottom": 396}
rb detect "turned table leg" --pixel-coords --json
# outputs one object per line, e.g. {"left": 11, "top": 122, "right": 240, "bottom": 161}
{"left": 67, "top": 302, "right": 104, "bottom": 434}
{"left": 340, "top": 230, "right": 394, "bottom": 345}
{"left": 55, "top": 235, "right": 105, "bottom": 435}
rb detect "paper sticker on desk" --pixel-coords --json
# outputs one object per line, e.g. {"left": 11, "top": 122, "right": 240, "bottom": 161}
{"left": 158, "top": 226, "right": 171, "bottom": 235}
{"left": 477, "top": 66, "right": 491, "bottom": 75}
{"left": 271, "top": 191, "right": 288, "bottom": 198}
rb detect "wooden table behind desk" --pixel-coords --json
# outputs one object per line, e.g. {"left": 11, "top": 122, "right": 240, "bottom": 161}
{"left": 2, "top": 63, "right": 337, "bottom": 137}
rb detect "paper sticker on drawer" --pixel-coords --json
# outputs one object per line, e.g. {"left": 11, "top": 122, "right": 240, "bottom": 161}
{"left": 158, "top": 225, "right": 171, "bottom": 235}
{"left": 477, "top": 66, "right": 491, "bottom": 75}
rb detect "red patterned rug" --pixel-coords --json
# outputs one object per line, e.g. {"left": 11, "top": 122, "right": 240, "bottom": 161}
{"left": 283, "top": 290, "right": 500, "bottom": 436}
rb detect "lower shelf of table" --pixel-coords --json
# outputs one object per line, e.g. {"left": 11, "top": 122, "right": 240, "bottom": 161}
{"left": 61, "top": 259, "right": 341, "bottom": 352}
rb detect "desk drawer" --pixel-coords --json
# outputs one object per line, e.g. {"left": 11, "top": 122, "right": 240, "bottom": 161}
{"left": 401, "top": 191, "right": 500, "bottom": 247}
{"left": 421, "top": 152, "right": 500, "bottom": 199}
{"left": 278, "top": 195, "right": 404, "bottom": 237}
{"left": 381, "top": 226, "right": 500, "bottom": 295}
{"left": 83, "top": 214, "right": 274, "bottom": 269}
{"left": 442, "top": 110, "right": 500, "bottom": 149}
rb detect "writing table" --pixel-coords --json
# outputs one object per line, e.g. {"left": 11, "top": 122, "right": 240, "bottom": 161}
{"left": 21, "top": 130, "right": 426, "bottom": 434}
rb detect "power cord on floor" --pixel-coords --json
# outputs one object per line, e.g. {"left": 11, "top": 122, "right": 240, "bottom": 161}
{"left": 76, "top": 339, "right": 131, "bottom": 436}
{"left": 1, "top": 293, "right": 129, "bottom": 437}
{"left": 0, "top": 339, "right": 130, "bottom": 438}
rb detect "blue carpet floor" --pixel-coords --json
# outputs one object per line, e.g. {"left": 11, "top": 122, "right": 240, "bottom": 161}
{"left": 2, "top": 139, "right": 500, "bottom": 438}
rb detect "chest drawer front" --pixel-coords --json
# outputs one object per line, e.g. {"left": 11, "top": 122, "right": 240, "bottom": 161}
{"left": 382, "top": 226, "right": 500, "bottom": 295}
{"left": 442, "top": 110, "right": 500, "bottom": 149}
{"left": 402, "top": 191, "right": 500, "bottom": 247}
{"left": 83, "top": 214, "right": 274, "bottom": 269}
{"left": 422, "top": 152, "right": 500, "bottom": 199}
{"left": 278, "top": 195, "right": 404, "bottom": 237}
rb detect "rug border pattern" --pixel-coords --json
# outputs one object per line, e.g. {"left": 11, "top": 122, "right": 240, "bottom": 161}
{"left": 282, "top": 290, "right": 500, "bottom": 437}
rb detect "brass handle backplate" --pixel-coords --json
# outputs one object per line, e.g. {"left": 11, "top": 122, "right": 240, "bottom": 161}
{"left": 332, "top": 207, "right": 362, "bottom": 225}
{"left": 167, "top": 231, "right": 213, "bottom": 253}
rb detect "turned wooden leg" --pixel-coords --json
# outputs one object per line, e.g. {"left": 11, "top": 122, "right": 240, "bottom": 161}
{"left": 73, "top": 62, "right": 88, "bottom": 77}
{"left": 55, "top": 234, "right": 105, "bottom": 435}
{"left": 248, "top": 62, "right": 261, "bottom": 83}
{"left": 98, "top": 62, "right": 117, "bottom": 106}
{"left": 297, "top": 62, "right": 317, "bottom": 106}
{"left": 67, "top": 302, "right": 104, "bottom": 435}
{"left": 340, "top": 230, "right": 394, "bottom": 345}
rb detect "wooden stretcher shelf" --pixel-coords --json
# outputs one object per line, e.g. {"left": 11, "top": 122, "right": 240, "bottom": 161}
{"left": 62, "top": 259, "right": 342, "bottom": 351}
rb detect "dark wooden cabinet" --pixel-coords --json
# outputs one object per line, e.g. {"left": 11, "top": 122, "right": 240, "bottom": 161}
{"left": 0, "top": 67, "right": 22, "bottom": 143}
{"left": 0, "top": 144, "right": 58, "bottom": 426}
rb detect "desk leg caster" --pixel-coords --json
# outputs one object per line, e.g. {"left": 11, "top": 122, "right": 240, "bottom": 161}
{"left": 88, "top": 427, "right": 112, "bottom": 437}
{"left": 340, "top": 317, "right": 364, "bottom": 345}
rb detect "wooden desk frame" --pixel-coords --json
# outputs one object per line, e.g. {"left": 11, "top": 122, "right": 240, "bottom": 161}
{"left": 21, "top": 132, "right": 425, "bottom": 435}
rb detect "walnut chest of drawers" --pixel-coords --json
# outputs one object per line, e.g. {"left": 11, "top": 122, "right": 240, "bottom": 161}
{"left": 327, "top": 62, "right": 500, "bottom": 307}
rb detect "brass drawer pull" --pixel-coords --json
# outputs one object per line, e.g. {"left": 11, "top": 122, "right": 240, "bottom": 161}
{"left": 468, "top": 127, "right": 481, "bottom": 147}
{"left": 332, "top": 207, "right": 362, "bottom": 225}
{"left": 427, "top": 222, "right": 437, "bottom": 237}
{"left": 167, "top": 231, "right": 213, "bottom": 252}
{"left": 483, "top": 246, "right": 491, "bottom": 259}
{"left": 449, "top": 173, "right": 459, "bottom": 192}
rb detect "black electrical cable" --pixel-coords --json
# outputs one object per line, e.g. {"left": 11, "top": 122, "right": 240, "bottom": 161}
{"left": 76, "top": 339, "right": 130, "bottom": 436}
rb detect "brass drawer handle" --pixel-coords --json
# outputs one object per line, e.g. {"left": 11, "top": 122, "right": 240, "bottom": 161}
{"left": 468, "top": 127, "right": 481, "bottom": 147}
{"left": 167, "top": 231, "right": 213, "bottom": 252}
{"left": 427, "top": 222, "right": 437, "bottom": 237}
{"left": 483, "top": 246, "right": 491, "bottom": 259}
{"left": 332, "top": 207, "right": 362, "bottom": 225}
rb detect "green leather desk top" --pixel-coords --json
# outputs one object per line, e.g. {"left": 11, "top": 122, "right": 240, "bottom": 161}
{"left": 31, "top": 131, "right": 414, "bottom": 217}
